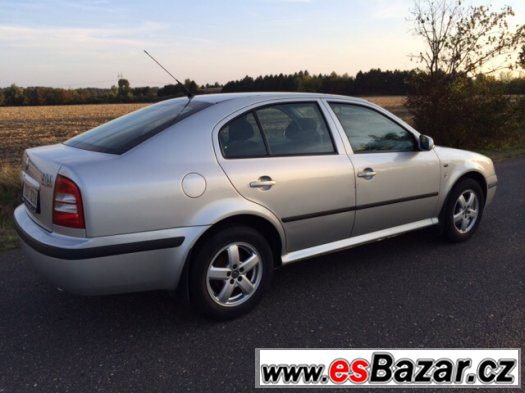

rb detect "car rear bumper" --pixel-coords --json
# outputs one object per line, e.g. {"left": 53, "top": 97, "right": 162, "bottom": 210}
{"left": 14, "top": 204, "right": 208, "bottom": 295}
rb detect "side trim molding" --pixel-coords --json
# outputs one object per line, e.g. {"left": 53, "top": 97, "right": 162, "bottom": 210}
{"left": 15, "top": 219, "right": 184, "bottom": 260}
{"left": 487, "top": 182, "right": 498, "bottom": 189}
{"left": 354, "top": 192, "right": 438, "bottom": 211}
{"left": 281, "top": 218, "right": 439, "bottom": 264}
{"left": 282, "top": 206, "right": 355, "bottom": 223}
{"left": 282, "top": 192, "right": 439, "bottom": 223}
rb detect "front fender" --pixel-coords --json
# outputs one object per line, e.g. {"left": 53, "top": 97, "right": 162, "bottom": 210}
{"left": 434, "top": 146, "right": 497, "bottom": 212}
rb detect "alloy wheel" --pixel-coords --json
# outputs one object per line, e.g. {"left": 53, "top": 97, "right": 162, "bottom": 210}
{"left": 206, "top": 242, "right": 262, "bottom": 307}
{"left": 453, "top": 190, "right": 479, "bottom": 234}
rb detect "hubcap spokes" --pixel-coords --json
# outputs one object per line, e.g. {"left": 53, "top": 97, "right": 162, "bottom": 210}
{"left": 453, "top": 190, "right": 479, "bottom": 234}
{"left": 206, "top": 243, "right": 262, "bottom": 307}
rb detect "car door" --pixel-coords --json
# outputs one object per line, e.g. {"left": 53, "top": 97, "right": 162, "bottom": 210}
{"left": 215, "top": 100, "right": 356, "bottom": 252}
{"left": 327, "top": 101, "right": 441, "bottom": 236}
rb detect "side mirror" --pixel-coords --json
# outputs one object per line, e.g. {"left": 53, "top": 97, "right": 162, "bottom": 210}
{"left": 419, "top": 134, "right": 434, "bottom": 151}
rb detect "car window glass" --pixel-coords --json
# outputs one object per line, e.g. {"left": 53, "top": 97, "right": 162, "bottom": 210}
{"left": 219, "top": 112, "right": 267, "bottom": 158}
{"left": 255, "top": 103, "right": 335, "bottom": 155}
{"left": 329, "top": 103, "right": 415, "bottom": 153}
{"left": 65, "top": 98, "right": 211, "bottom": 154}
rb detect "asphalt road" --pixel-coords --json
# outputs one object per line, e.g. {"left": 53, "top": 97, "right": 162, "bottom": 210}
{"left": 1, "top": 157, "right": 524, "bottom": 393}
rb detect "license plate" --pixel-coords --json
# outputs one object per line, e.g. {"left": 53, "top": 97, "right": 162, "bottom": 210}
{"left": 23, "top": 182, "right": 40, "bottom": 213}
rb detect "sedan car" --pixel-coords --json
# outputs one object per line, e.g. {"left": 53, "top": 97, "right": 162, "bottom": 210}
{"left": 14, "top": 93, "right": 498, "bottom": 318}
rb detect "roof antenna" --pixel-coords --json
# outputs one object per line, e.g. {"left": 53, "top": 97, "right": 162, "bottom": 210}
{"left": 143, "top": 49, "right": 193, "bottom": 99}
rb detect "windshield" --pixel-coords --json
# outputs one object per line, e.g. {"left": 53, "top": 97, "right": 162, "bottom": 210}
{"left": 65, "top": 98, "right": 212, "bottom": 154}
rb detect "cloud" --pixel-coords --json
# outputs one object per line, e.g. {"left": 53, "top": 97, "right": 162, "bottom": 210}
{"left": 0, "top": 20, "right": 222, "bottom": 87}
{"left": 0, "top": 22, "right": 170, "bottom": 52}
{"left": 267, "top": 0, "right": 313, "bottom": 3}
{"left": 371, "top": 0, "right": 409, "bottom": 19}
{"left": 53, "top": 0, "right": 116, "bottom": 13}
{"left": 0, "top": 0, "right": 118, "bottom": 13}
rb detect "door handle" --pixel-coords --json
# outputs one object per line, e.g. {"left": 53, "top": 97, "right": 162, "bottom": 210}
{"left": 357, "top": 168, "right": 377, "bottom": 179}
{"left": 250, "top": 176, "right": 275, "bottom": 190}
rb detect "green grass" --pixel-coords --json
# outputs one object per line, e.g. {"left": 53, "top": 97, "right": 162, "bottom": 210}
{"left": 477, "top": 142, "right": 525, "bottom": 161}
{"left": 0, "top": 162, "right": 21, "bottom": 251}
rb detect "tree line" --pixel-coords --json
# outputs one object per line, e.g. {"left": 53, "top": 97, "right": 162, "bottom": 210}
{"left": 222, "top": 69, "right": 416, "bottom": 95}
{"left": 0, "top": 78, "right": 200, "bottom": 106}
{"left": 2, "top": 66, "right": 525, "bottom": 107}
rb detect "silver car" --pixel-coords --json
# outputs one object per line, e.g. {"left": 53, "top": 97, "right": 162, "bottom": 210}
{"left": 14, "top": 93, "right": 498, "bottom": 318}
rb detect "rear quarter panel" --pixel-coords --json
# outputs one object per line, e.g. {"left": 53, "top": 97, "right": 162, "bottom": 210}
{"left": 63, "top": 100, "right": 285, "bottom": 244}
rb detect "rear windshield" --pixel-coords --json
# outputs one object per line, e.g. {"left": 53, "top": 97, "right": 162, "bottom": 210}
{"left": 64, "top": 98, "right": 212, "bottom": 154}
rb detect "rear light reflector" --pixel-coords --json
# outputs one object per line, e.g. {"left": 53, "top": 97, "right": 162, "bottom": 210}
{"left": 53, "top": 175, "right": 85, "bottom": 229}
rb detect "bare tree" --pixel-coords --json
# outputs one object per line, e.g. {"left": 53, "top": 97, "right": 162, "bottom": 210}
{"left": 411, "top": 0, "right": 524, "bottom": 76}
{"left": 407, "top": 0, "right": 525, "bottom": 149}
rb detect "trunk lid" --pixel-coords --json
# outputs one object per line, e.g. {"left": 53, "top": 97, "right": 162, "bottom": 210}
{"left": 22, "top": 143, "right": 114, "bottom": 233}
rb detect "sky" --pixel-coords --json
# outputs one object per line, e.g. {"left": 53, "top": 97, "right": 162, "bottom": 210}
{"left": 1, "top": 0, "right": 524, "bottom": 88}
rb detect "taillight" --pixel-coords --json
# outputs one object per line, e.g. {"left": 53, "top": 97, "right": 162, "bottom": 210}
{"left": 53, "top": 175, "right": 85, "bottom": 229}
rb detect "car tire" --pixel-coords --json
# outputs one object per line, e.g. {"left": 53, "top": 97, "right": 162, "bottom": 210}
{"left": 442, "top": 178, "right": 485, "bottom": 242}
{"left": 189, "top": 226, "right": 273, "bottom": 320}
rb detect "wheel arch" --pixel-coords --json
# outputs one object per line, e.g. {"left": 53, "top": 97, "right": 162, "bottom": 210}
{"left": 175, "top": 214, "right": 285, "bottom": 300}
{"left": 439, "top": 170, "right": 487, "bottom": 221}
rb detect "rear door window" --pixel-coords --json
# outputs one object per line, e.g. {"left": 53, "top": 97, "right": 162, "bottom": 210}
{"left": 255, "top": 102, "right": 335, "bottom": 156}
{"left": 65, "top": 98, "right": 211, "bottom": 154}
{"left": 218, "top": 102, "right": 336, "bottom": 159}
{"left": 219, "top": 113, "right": 268, "bottom": 158}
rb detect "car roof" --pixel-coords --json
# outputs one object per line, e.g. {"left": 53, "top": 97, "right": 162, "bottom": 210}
{"left": 192, "top": 92, "right": 369, "bottom": 105}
